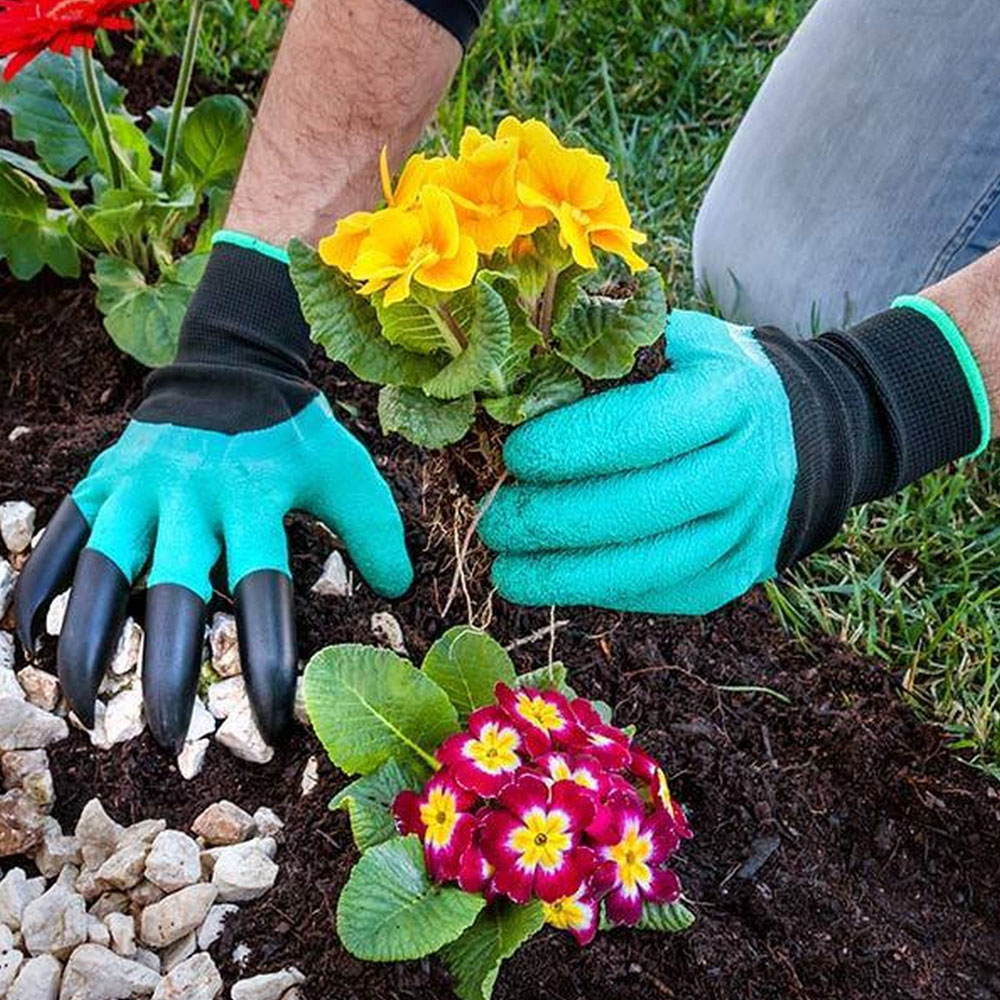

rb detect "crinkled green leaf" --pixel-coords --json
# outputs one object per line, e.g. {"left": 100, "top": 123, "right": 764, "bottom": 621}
{"left": 378, "top": 386, "right": 475, "bottom": 449}
{"left": 602, "top": 900, "right": 695, "bottom": 933}
{"left": 289, "top": 238, "right": 441, "bottom": 386}
{"left": 177, "top": 94, "right": 251, "bottom": 191}
{"left": 483, "top": 355, "right": 583, "bottom": 425}
{"left": 303, "top": 643, "right": 458, "bottom": 776}
{"left": 337, "top": 835, "right": 485, "bottom": 961}
{"left": 92, "top": 252, "right": 205, "bottom": 366}
{"left": 441, "top": 900, "right": 545, "bottom": 1000}
{"left": 478, "top": 270, "right": 543, "bottom": 392}
{"left": 0, "top": 163, "right": 79, "bottom": 279}
{"left": 555, "top": 268, "right": 667, "bottom": 379}
{"left": 0, "top": 50, "right": 128, "bottom": 175}
{"left": 329, "top": 758, "right": 420, "bottom": 852}
{"left": 375, "top": 294, "right": 465, "bottom": 357}
{"left": 421, "top": 626, "right": 516, "bottom": 723}
{"left": 515, "top": 662, "right": 576, "bottom": 697}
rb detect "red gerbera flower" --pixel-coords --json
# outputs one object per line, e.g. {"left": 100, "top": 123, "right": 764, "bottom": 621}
{"left": 0, "top": 0, "right": 144, "bottom": 81}
{"left": 247, "top": 0, "right": 292, "bottom": 8}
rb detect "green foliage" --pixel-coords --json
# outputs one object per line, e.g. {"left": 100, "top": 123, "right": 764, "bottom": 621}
{"left": 336, "top": 835, "right": 485, "bottom": 962}
{"left": 637, "top": 901, "right": 697, "bottom": 932}
{"left": 377, "top": 386, "right": 476, "bottom": 450}
{"left": 441, "top": 901, "right": 545, "bottom": 1000}
{"left": 0, "top": 164, "right": 78, "bottom": 280}
{"left": 515, "top": 661, "right": 576, "bottom": 697}
{"left": 176, "top": 95, "right": 252, "bottom": 191}
{"left": 302, "top": 643, "right": 459, "bottom": 777}
{"left": 329, "top": 759, "right": 421, "bottom": 852}
{"left": 421, "top": 626, "right": 516, "bottom": 723}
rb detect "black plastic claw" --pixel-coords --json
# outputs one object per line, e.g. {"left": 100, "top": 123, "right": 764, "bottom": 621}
{"left": 57, "top": 549, "right": 131, "bottom": 729}
{"left": 234, "top": 570, "right": 298, "bottom": 744}
{"left": 14, "top": 497, "right": 90, "bottom": 653}
{"left": 142, "top": 584, "right": 207, "bottom": 755}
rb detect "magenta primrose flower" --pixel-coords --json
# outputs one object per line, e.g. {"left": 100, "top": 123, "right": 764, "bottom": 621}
{"left": 630, "top": 746, "right": 693, "bottom": 840}
{"left": 494, "top": 683, "right": 582, "bottom": 755}
{"left": 436, "top": 706, "right": 523, "bottom": 796}
{"left": 565, "top": 698, "right": 632, "bottom": 770}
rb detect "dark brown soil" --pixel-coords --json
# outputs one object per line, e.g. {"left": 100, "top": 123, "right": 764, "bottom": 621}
{"left": 3, "top": 51, "right": 1000, "bottom": 1000}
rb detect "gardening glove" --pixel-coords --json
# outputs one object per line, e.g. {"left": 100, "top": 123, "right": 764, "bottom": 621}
{"left": 14, "top": 232, "right": 413, "bottom": 752}
{"left": 478, "top": 300, "right": 989, "bottom": 614}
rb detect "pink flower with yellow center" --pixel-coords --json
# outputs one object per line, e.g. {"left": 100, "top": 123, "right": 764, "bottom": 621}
{"left": 480, "top": 773, "right": 595, "bottom": 903}
{"left": 392, "top": 771, "right": 477, "bottom": 882}
{"left": 629, "top": 748, "right": 693, "bottom": 839}
{"left": 535, "top": 752, "right": 621, "bottom": 845}
{"left": 565, "top": 698, "right": 632, "bottom": 771}
{"left": 436, "top": 706, "right": 523, "bottom": 796}
{"left": 457, "top": 829, "right": 497, "bottom": 899}
{"left": 594, "top": 800, "right": 681, "bottom": 925}
{"left": 495, "top": 683, "right": 582, "bottom": 756}
{"left": 542, "top": 885, "right": 600, "bottom": 945}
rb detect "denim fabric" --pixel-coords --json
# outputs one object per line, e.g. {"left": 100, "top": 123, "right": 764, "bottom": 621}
{"left": 693, "top": 0, "right": 1000, "bottom": 336}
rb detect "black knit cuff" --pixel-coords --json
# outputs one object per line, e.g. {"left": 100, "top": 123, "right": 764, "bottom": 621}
{"left": 758, "top": 307, "right": 984, "bottom": 569}
{"left": 402, "top": 0, "right": 487, "bottom": 47}
{"left": 136, "top": 243, "right": 317, "bottom": 434}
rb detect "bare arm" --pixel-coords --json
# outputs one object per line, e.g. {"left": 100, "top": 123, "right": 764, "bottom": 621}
{"left": 225, "top": 0, "right": 463, "bottom": 245}
{"left": 922, "top": 247, "right": 1000, "bottom": 435}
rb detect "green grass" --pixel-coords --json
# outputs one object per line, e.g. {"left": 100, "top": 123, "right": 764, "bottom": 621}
{"left": 127, "top": 0, "right": 1000, "bottom": 776}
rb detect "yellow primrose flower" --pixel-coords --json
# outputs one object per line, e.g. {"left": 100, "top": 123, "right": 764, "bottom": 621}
{"left": 380, "top": 147, "right": 434, "bottom": 209}
{"left": 349, "top": 186, "right": 479, "bottom": 307}
{"left": 495, "top": 115, "right": 561, "bottom": 160}
{"left": 317, "top": 210, "right": 375, "bottom": 273}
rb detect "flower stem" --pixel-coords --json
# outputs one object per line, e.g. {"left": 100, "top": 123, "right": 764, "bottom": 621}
{"left": 162, "top": 0, "right": 204, "bottom": 191}
{"left": 437, "top": 304, "right": 469, "bottom": 353}
{"left": 538, "top": 269, "right": 559, "bottom": 340}
{"left": 81, "top": 49, "right": 122, "bottom": 189}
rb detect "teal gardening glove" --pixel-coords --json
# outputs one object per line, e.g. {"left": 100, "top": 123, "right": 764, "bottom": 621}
{"left": 479, "top": 301, "right": 989, "bottom": 613}
{"left": 14, "top": 232, "right": 413, "bottom": 751}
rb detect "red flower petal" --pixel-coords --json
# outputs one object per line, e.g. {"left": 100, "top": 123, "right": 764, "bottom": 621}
{"left": 605, "top": 883, "right": 643, "bottom": 926}
{"left": 391, "top": 789, "right": 424, "bottom": 837}
{"left": 549, "top": 779, "right": 595, "bottom": 831}
{"left": 496, "top": 772, "right": 549, "bottom": 821}
{"left": 457, "top": 840, "right": 494, "bottom": 894}
{"left": 646, "top": 867, "right": 682, "bottom": 905}
{"left": 533, "top": 846, "right": 586, "bottom": 902}
{"left": 425, "top": 812, "right": 475, "bottom": 883}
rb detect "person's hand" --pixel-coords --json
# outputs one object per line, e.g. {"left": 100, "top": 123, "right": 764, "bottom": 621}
{"left": 14, "top": 235, "right": 412, "bottom": 752}
{"left": 478, "top": 302, "right": 989, "bottom": 614}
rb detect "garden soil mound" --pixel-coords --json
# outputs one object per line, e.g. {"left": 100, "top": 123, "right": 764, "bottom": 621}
{"left": 3, "top": 63, "right": 1000, "bottom": 1000}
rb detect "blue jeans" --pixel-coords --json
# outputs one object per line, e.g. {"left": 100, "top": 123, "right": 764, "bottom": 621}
{"left": 693, "top": 0, "right": 1000, "bottom": 336}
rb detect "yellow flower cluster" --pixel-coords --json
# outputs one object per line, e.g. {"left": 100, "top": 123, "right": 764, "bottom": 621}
{"left": 318, "top": 117, "right": 648, "bottom": 307}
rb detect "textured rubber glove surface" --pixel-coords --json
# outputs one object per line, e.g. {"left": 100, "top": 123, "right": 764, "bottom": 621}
{"left": 478, "top": 310, "right": 798, "bottom": 614}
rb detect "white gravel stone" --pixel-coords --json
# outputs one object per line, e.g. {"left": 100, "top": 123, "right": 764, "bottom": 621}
{"left": 251, "top": 808, "right": 283, "bottom": 839}
{"left": 195, "top": 904, "right": 238, "bottom": 951}
{"left": 160, "top": 930, "right": 196, "bottom": 973}
{"left": 0, "top": 923, "right": 12, "bottom": 950}
{"left": 35, "top": 818, "right": 82, "bottom": 878}
{"left": 0, "top": 868, "right": 45, "bottom": 931}
{"left": 299, "top": 756, "right": 319, "bottom": 797}
{"left": 191, "top": 802, "right": 255, "bottom": 846}
{"left": 45, "top": 589, "right": 70, "bottom": 637}
{"left": 292, "top": 677, "right": 307, "bottom": 727}
{"left": 75, "top": 799, "right": 125, "bottom": 871}
{"left": 230, "top": 943, "right": 251, "bottom": 967}
{"left": 139, "top": 884, "right": 217, "bottom": 949}
{"left": 128, "top": 882, "right": 164, "bottom": 909}
{"left": 205, "top": 677, "right": 245, "bottom": 721}
{"left": 88, "top": 892, "right": 128, "bottom": 921}
{"left": 0, "top": 502, "right": 36, "bottom": 555}
{"left": 87, "top": 914, "right": 111, "bottom": 948}
{"left": 2, "top": 747, "right": 49, "bottom": 790}
{"left": 102, "top": 683, "right": 145, "bottom": 746}
{"left": 110, "top": 619, "right": 143, "bottom": 676}
{"left": 133, "top": 948, "right": 160, "bottom": 974}
{"left": 8, "top": 426, "right": 31, "bottom": 444}
{"left": 95, "top": 842, "right": 148, "bottom": 891}
{"left": 200, "top": 838, "right": 276, "bottom": 878}
{"left": 211, "top": 846, "right": 278, "bottom": 903}
{"left": 0, "top": 666, "right": 25, "bottom": 701}
{"left": 145, "top": 831, "right": 201, "bottom": 893}
{"left": 0, "top": 949, "right": 24, "bottom": 994}
{"left": 0, "top": 560, "right": 15, "bottom": 619}
{"left": 185, "top": 699, "right": 215, "bottom": 743}
{"left": 176, "top": 740, "right": 209, "bottom": 781}
{"left": 311, "top": 550, "right": 350, "bottom": 597}
{"left": 370, "top": 611, "right": 407, "bottom": 654}
{"left": 8, "top": 953, "right": 62, "bottom": 1000}
{"left": 59, "top": 943, "right": 161, "bottom": 999}
{"left": 208, "top": 613, "right": 240, "bottom": 678}
{"left": 0, "top": 631, "right": 14, "bottom": 671}
{"left": 118, "top": 819, "right": 167, "bottom": 854}
{"left": 0, "top": 788, "right": 46, "bottom": 855}
{"left": 21, "top": 880, "right": 87, "bottom": 958}
{"left": 215, "top": 704, "right": 273, "bottom": 765}
{"left": 0, "top": 697, "right": 67, "bottom": 749}
{"left": 152, "top": 953, "right": 221, "bottom": 1000}
{"left": 230, "top": 966, "right": 305, "bottom": 1000}
{"left": 16, "top": 667, "right": 59, "bottom": 712}
{"left": 104, "top": 912, "right": 135, "bottom": 958}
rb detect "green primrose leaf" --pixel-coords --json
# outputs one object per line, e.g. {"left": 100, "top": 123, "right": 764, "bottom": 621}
{"left": 177, "top": 94, "right": 251, "bottom": 192}
{"left": 0, "top": 163, "right": 79, "bottom": 280}
{"left": 479, "top": 270, "right": 544, "bottom": 392}
{"left": 92, "top": 252, "right": 206, "bottom": 367}
{"left": 303, "top": 643, "right": 459, "bottom": 776}
{"left": 329, "top": 758, "right": 421, "bottom": 852}
{"left": 555, "top": 267, "right": 667, "bottom": 379}
{"left": 289, "top": 238, "right": 442, "bottom": 386}
{"left": 421, "top": 626, "right": 516, "bottom": 723}
{"left": 515, "top": 662, "right": 576, "bottom": 697}
{"left": 337, "top": 835, "right": 485, "bottom": 961}
{"left": 483, "top": 355, "right": 583, "bottom": 425}
{"left": 420, "top": 278, "right": 511, "bottom": 400}
{"left": 635, "top": 901, "right": 696, "bottom": 933}
{"left": 591, "top": 700, "right": 613, "bottom": 724}
{"left": 377, "top": 386, "right": 476, "bottom": 449}
{"left": 440, "top": 900, "right": 545, "bottom": 1000}
{"left": 375, "top": 295, "right": 465, "bottom": 357}
{"left": 0, "top": 50, "right": 128, "bottom": 176}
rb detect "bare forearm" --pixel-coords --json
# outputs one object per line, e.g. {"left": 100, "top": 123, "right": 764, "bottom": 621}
{"left": 226, "top": 0, "right": 461, "bottom": 246}
{"left": 922, "top": 247, "right": 1000, "bottom": 436}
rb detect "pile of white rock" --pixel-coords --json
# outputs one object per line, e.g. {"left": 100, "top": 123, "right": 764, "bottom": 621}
{"left": 0, "top": 796, "right": 303, "bottom": 999}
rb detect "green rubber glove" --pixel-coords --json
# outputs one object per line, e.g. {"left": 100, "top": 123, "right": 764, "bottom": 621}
{"left": 15, "top": 233, "right": 412, "bottom": 751}
{"left": 478, "top": 304, "right": 988, "bottom": 614}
